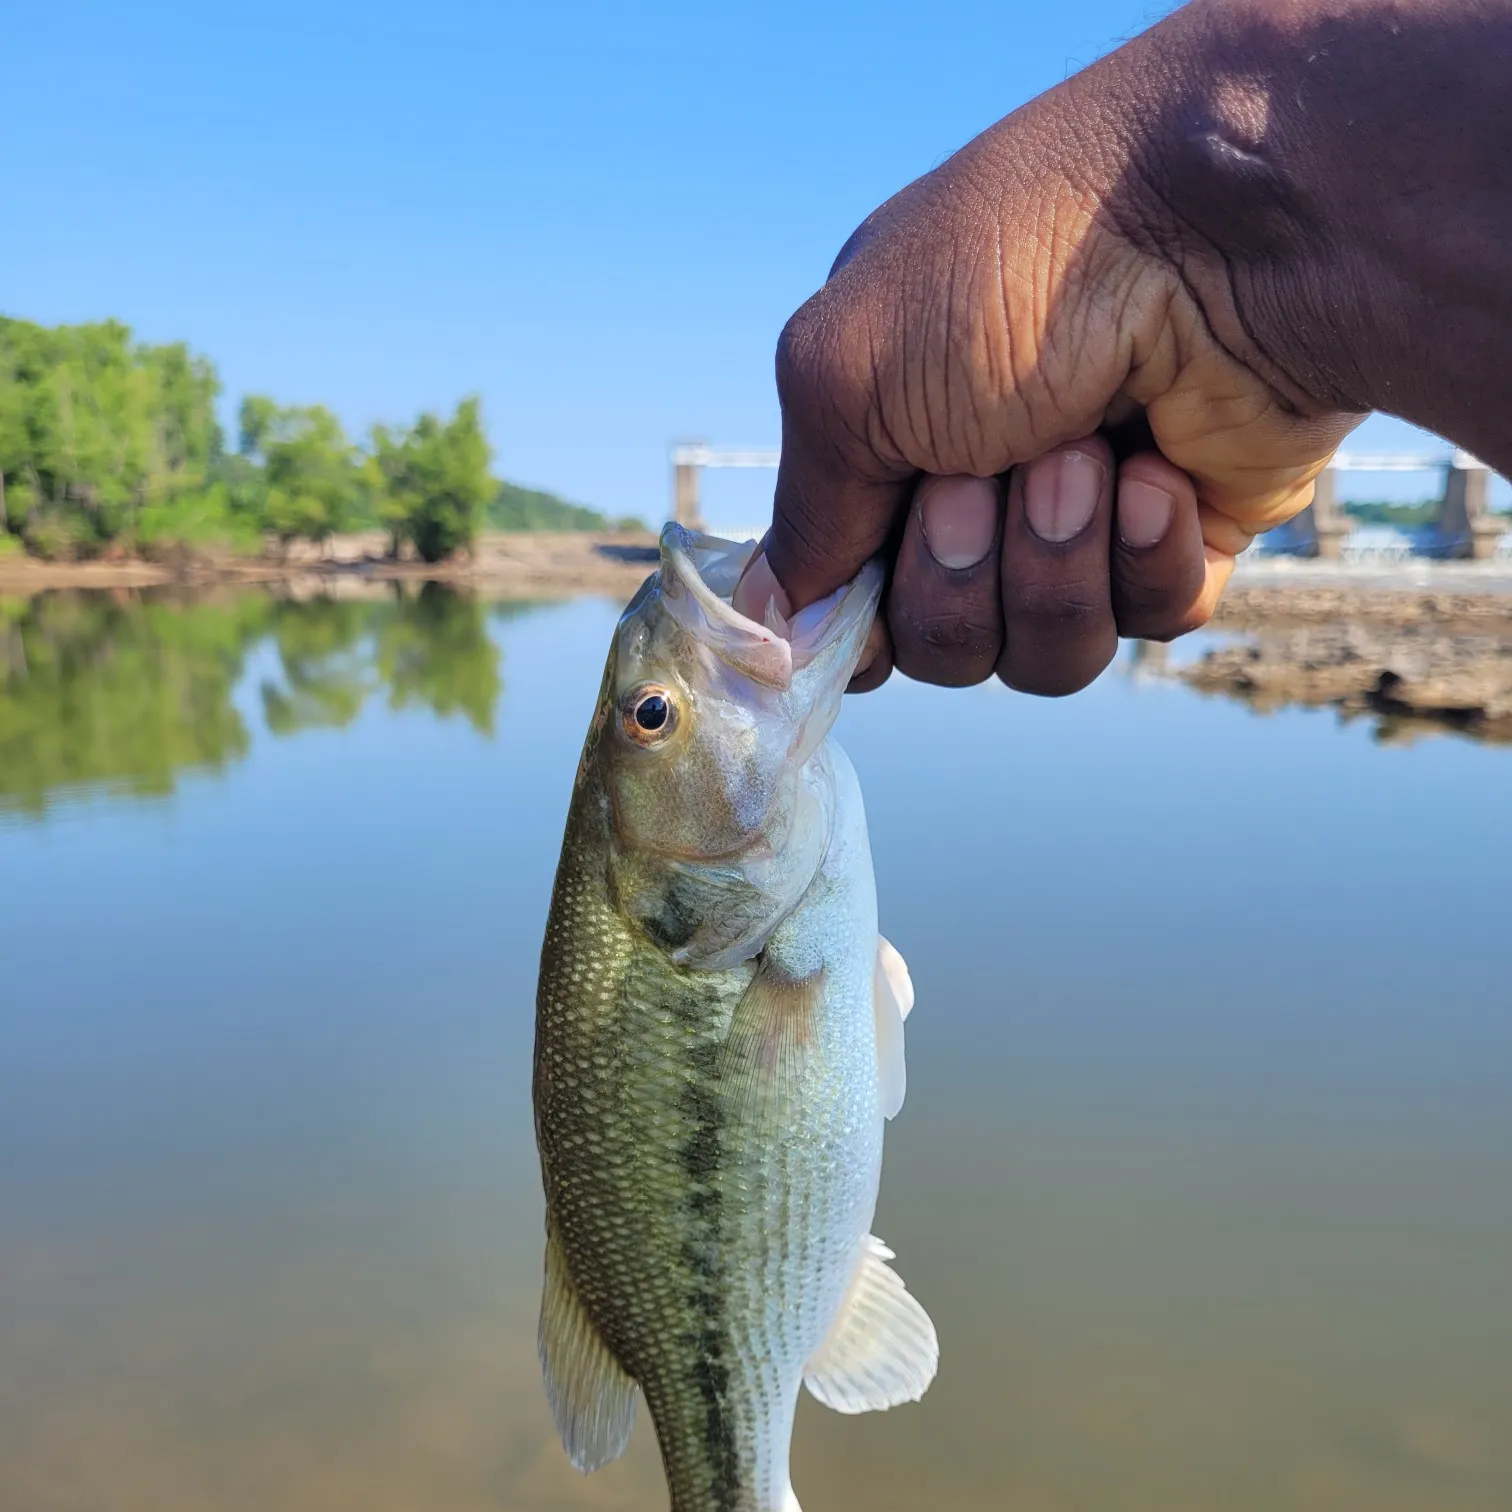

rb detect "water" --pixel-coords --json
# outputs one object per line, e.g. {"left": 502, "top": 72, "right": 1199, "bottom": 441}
{"left": 2, "top": 586, "right": 1509, "bottom": 1512}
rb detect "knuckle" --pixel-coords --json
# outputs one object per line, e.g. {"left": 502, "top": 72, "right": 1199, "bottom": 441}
{"left": 774, "top": 302, "right": 830, "bottom": 409}
{"left": 1004, "top": 574, "right": 1110, "bottom": 632}
{"left": 911, "top": 609, "right": 1000, "bottom": 654}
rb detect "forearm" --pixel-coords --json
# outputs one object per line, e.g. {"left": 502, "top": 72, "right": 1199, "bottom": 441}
{"left": 1134, "top": 0, "right": 1512, "bottom": 469}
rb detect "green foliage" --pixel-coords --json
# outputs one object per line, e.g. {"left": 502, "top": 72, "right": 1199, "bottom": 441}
{"left": 0, "top": 315, "right": 617, "bottom": 561}
{"left": 0, "top": 315, "right": 222, "bottom": 557}
{"left": 238, "top": 398, "right": 361, "bottom": 547}
{"left": 371, "top": 397, "right": 493, "bottom": 562}
{"left": 489, "top": 481, "right": 641, "bottom": 532}
{"left": 136, "top": 484, "right": 264, "bottom": 556}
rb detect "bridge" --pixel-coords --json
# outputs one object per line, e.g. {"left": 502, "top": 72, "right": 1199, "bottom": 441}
{"left": 670, "top": 444, "right": 1508, "bottom": 561}
{"left": 1294, "top": 451, "right": 1504, "bottom": 560}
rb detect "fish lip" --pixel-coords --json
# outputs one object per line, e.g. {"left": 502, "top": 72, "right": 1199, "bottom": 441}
{"left": 658, "top": 523, "right": 793, "bottom": 689}
{"left": 657, "top": 522, "right": 884, "bottom": 690}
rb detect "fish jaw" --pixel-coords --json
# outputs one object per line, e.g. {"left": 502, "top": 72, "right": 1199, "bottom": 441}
{"left": 597, "top": 528, "right": 883, "bottom": 970}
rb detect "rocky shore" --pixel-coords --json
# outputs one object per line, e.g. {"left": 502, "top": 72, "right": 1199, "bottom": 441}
{"left": 1182, "top": 584, "right": 1512, "bottom": 743}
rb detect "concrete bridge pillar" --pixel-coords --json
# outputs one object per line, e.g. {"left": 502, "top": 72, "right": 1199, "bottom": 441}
{"left": 1292, "top": 466, "right": 1350, "bottom": 557}
{"left": 1438, "top": 455, "right": 1500, "bottom": 559}
{"left": 673, "top": 459, "right": 704, "bottom": 531}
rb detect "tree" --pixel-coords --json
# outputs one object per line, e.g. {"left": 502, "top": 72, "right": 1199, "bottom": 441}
{"left": 238, "top": 397, "right": 360, "bottom": 551}
{"left": 0, "top": 317, "right": 223, "bottom": 556}
{"left": 371, "top": 397, "right": 493, "bottom": 563}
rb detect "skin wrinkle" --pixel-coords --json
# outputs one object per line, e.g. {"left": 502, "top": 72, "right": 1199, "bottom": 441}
{"left": 1102, "top": 160, "right": 1309, "bottom": 427}
{"left": 987, "top": 216, "right": 1009, "bottom": 412}
{"left": 862, "top": 315, "right": 906, "bottom": 476}
{"left": 759, "top": 0, "right": 1512, "bottom": 695}
{"left": 911, "top": 237, "right": 942, "bottom": 466}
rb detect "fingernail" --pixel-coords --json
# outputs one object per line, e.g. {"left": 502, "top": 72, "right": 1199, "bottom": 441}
{"left": 1025, "top": 450, "right": 1103, "bottom": 543}
{"left": 919, "top": 475, "right": 999, "bottom": 570}
{"left": 732, "top": 550, "right": 791, "bottom": 624}
{"left": 1118, "top": 480, "right": 1176, "bottom": 549}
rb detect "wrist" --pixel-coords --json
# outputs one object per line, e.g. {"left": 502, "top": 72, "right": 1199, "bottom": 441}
{"left": 1129, "top": 0, "right": 1512, "bottom": 463}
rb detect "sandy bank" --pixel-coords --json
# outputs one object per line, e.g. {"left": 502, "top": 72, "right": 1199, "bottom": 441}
{"left": 0, "top": 531, "right": 661, "bottom": 599}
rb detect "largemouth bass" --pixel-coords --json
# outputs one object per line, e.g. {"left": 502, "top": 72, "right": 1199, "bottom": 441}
{"left": 533, "top": 524, "right": 936, "bottom": 1512}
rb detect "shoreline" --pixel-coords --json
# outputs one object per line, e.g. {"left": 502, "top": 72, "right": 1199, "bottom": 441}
{"left": 5, "top": 531, "right": 1512, "bottom": 614}
{"left": 0, "top": 530, "right": 662, "bottom": 600}
{"left": 5, "top": 531, "right": 1512, "bottom": 743}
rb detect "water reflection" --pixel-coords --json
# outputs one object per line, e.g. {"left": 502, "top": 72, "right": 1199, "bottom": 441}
{"left": 0, "top": 585, "right": 503, "bottom": 815}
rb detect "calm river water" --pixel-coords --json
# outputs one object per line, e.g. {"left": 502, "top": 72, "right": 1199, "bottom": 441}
{"left": 2, "top": 586, "right": 1509, "bottom": 1512}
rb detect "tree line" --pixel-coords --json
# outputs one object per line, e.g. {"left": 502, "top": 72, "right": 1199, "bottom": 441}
{"left": 0, "top": 315, "right": 636, "bottom": 563}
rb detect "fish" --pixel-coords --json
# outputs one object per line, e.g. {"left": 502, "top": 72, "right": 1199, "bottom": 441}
{"left": 533, "top": 523, "right": 937, "bottom": 1512}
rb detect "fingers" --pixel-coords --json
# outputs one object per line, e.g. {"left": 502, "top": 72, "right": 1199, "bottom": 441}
{"left": 997, "top": 437, "right": 1119, "bottom": 696}
{"left": 1110, "top": 452, "right": 1208, "bottom": 641}
{"left": 835, "top": 445, "right": 1229, "bottom": 697}
{"left": 737, "top": 436, "right": 1244, "bottom": 697}
{"left": 848, "top": 617, "right": 894, "bottom": 693}
{"left": 887, "top": 476, "right": 1004, "bottom": 687}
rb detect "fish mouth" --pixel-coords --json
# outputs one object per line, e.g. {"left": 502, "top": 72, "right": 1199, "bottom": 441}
{"left": 657, "top": 523, "right": 883, "bottom": 691}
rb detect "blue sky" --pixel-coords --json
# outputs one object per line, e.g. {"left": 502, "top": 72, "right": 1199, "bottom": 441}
{"left": 4, "top": 0, "right": 1497, "bottom": 526}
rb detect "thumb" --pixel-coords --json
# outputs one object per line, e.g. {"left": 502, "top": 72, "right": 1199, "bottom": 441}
{"left": 731, "top": 444, "right": 908, "bottom": 621}
{"left": 734, "top": 311, "right": 917, "bottom": 617}
{"left": 760, "top": 419, "right": 912, "bottom": 613}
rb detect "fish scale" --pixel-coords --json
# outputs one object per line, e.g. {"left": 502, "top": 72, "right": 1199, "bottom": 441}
{"left": 534, "top": 526, "right": 938, "bottom": 1512}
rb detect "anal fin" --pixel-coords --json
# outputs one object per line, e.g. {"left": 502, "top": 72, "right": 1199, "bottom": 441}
{"left": 803, "top": 1234, "right": 938, "bottom": 1414}
{"left": 539, "top": 1224, "right": 638, "bottom": 1471}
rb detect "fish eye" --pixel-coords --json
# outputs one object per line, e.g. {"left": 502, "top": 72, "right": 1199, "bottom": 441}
{"left": 621, "top": 683, "right": 679, "bottom": 746}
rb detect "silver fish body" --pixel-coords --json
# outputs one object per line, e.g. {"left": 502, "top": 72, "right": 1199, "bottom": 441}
{"left": 534, "top": 526, "right": 935, "bottom": 1512}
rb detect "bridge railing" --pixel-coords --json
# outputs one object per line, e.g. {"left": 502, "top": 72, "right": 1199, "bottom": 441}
{"left": 671, "top": 444, "right": 1508, "bottom": 560}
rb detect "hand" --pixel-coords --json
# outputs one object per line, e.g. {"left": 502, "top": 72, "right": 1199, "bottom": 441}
{"left": 734, "top": 1, "right": 1377, "bottom": 694}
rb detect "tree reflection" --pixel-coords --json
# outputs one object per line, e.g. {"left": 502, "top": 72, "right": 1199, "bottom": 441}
{"left": 0, "top": 586, "right": 506, "bottom": 815}
{"left": 261, "top": 600, "right": 374, "bottom": 736}
{"left": 374, "top": 584, "right": 500, "bottom": 735}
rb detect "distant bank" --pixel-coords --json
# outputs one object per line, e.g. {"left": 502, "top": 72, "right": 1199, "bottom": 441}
{"left": 0, "top": 529, "right": 659, "bottom": 599}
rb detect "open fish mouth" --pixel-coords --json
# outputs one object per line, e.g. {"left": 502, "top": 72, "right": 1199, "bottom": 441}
{"left": 657, "top": 523, "right": 883, "bottom": 691}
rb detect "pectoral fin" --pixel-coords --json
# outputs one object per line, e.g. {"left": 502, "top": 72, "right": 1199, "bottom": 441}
{"left": 803, "top": 1233, "right": 939, "bottom": 1413}
{"left": 877, "top": 934, "right": 915, "bottom": 1020}
{"left": 720, "top": 959, "right": 827, "bottom": 1124}
{"left": 538, "top": 1225, "right": 638, "bottom": 1472}
{"left": 873, "top": 935, "right": 913, "bottom": 1120}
